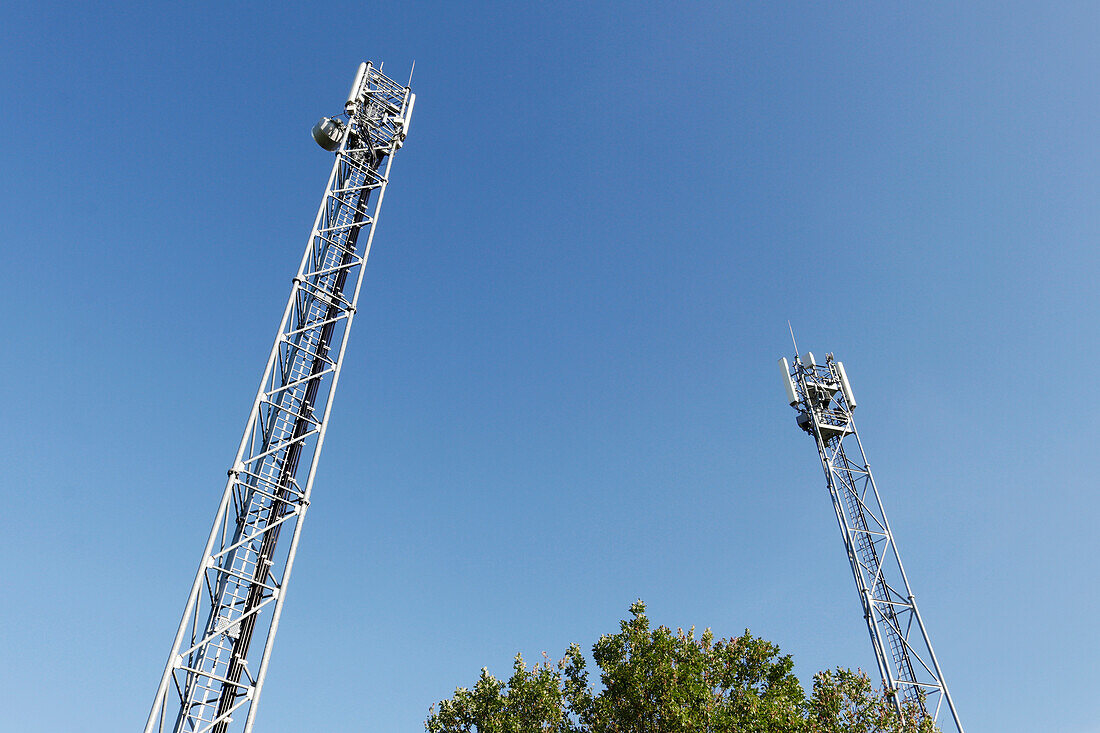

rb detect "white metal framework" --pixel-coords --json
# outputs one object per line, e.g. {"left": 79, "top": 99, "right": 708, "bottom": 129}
{"left": 146, "top": 62, "right": 414, "bottom": 733}
{"left": 780, "top": 352, "right": 963, "bottom": 732}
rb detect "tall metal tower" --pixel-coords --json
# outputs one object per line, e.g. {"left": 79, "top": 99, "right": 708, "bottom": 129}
{"left": 780, "top": 352, "right": 963, "bottom": 732}
{"left": 145, "top": 62, "right": 414, "bottom": 733}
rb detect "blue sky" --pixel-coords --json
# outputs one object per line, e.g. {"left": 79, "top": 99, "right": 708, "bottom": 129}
{"left": 1, "top": 2, "right": 1097, "bottom": 731}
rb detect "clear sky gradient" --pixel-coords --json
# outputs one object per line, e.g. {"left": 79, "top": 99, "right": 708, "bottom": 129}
{"left": 1, "top": 2, "right": 1096, "bottom": 732}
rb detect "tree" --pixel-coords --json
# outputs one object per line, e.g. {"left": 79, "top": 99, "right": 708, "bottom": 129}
{"left": 806, "top": 668, "right": 936, "bottom": 733}
{"left": 426, "top": 601, "right": 938, "bottom": 733}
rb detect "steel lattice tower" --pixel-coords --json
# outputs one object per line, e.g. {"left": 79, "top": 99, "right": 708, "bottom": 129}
{"left": 780, "top": 352, "right": 963, "bottom": 732}
{"left": 145, "top": 62, "right": 414, "bottom": 733}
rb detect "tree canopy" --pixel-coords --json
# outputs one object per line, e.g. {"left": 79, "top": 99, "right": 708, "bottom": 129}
{"left": 426, "top": 601, "right": 937, "bottom": 733}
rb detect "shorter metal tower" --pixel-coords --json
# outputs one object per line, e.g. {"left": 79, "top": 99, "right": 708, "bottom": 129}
{"left": 781, "top": 352, "right": 963, "bottom": 732}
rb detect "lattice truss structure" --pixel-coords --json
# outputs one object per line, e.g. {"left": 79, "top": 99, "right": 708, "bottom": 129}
{"left": 781, "top": 353, "right": 964, "bottom": 733}
{"left": 146, "top": 63, "right": 414, "bottom": 733}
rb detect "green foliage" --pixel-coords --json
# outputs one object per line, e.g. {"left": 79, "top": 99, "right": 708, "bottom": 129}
{"left": 426, "top": 602, "right": 940, "bottom": 733}
{"left": 426, "top": 655, "right": 569, "bottom": 733}
{"left": 806, "top": 669, "right": 937, "bottom": 733}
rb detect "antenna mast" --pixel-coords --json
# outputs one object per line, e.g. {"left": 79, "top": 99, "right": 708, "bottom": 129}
{"left": 145, "top": 62, "right": 415, "bottom": 733}
{"left": 779, "top": 352, "right": 964, "bottom": 732}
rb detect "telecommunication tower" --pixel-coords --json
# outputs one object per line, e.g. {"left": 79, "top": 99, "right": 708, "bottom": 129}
{"left": 780, "top": 352, "right": 963, "bottom": 732}
{"left": 145, "top": 62, "right": 414, "bottom": 733}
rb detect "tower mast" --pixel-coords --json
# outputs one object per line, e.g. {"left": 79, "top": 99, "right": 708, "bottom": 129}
{"left": 780, "top": 352, "right": 963, "bottom": 732}
{"left": 146, "top": 62, "right": 414, "bottom": 733}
